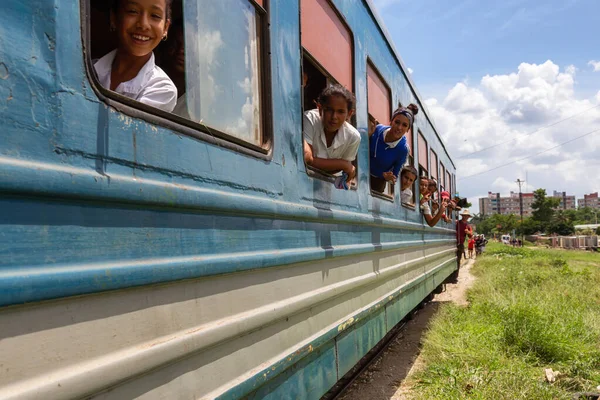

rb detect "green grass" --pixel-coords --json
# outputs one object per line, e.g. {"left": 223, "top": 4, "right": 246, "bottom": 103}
{"left": 411, "top": 242, "right": 600, "bottom": 399}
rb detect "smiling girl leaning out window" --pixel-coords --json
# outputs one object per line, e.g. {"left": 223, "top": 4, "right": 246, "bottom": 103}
{"left": 94, "top": 0, "right": 177, "bottom": 112}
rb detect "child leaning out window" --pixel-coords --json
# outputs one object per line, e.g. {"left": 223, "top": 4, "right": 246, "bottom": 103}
{"left": 94, "top": 0, "right": 177, "bottom": 112}
{"left": 303, "top": 85, "right": 361, "bottom": 189}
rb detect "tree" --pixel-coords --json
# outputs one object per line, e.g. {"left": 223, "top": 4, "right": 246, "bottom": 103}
{"left": 530, "top": 189, "right": 560, "bottom": 233}
{"left": 596, "top": 226, "right": 600, "bottom": 235}
{"left": 575, "top": 207, "right": 597, "bottom": 225}
{"left": 517, "top": 217, "right": 542, "bottom": 235}
{"left": 473, "top": 213, "right": 518, "bottom": 236}
{"left": 531, "top": 189, "right": 560, "bottom": 223}
{"left": 548, "top": 211, "right": 575, "bottom": 236}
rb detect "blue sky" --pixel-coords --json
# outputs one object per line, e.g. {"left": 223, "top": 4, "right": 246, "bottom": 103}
{"left": 373, "top": 0, "right": 600, "bottom": 213}
{"left": 374, "top": 0, "right": 598, "bottom": 98}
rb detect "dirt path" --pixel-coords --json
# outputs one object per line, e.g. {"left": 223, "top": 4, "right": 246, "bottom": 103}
{"left": 338, "top": 258, "right": 477, "bottom": 400}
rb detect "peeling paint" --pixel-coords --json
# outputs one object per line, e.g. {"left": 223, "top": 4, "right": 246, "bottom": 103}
{"left": 337, "top": 317, "right": 355, "bottom": 332}
{"left": 0, "top": 63, "right": 9, "bottom": 80}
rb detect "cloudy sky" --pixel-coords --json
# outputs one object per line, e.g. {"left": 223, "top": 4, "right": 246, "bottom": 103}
{"left": 372, "top": 0, "right": 600, "bottom": 213}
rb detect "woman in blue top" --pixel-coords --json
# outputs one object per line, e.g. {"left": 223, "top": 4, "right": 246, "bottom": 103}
{"left": 369, "top": 103, "right": 418, "bottom": 193}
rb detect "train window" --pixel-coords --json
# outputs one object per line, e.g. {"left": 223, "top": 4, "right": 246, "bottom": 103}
{"left": 366, "top": 61, "right": 391, "bottom": 127}
{"left": 440, "top": 163, "right": 449, "bottom": 221}
{"left": 183, "top": 0, "right": 268, "bottom": 146}
{"left": 366, "top": 60, "right": 393, "bottom": 200}
{"left": 368, "top": 114, "right": 378, "bottom": 136}
{"left": 301, "top": 0, "right": 353, "bottom": 91}
{"left": 300, "top": 0, "right": 358, "bottom": 187}
{"left": 400, "top": 126, "right": 416, "bottom": 208}
{"left": 406, "top": 127, "right": 414, "bottom": 166}
{"left": 87, "top": 0, "right": 271, "bottom": 151}
{"left": 418, "top": 131, "right": 428, "bottom": 178}
{"left": 440, "top": 163, "right": 446, "bottom": 195}
{"left": 430, "top": 149, "right": 439, "bottom": 201}
{"left": 302, "top": 56, "right": 328, "bottom": 112}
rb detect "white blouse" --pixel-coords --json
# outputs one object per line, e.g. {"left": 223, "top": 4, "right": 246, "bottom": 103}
{"left": 303, "top": 109, "right": 361, "bottom": 162}
{"left": 94, "top": 50, "right": 177, "bottom": 112}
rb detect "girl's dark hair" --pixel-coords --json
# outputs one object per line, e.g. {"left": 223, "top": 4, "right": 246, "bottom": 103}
{"left": 428, "top": 178, "right": 438, "bottom": 192}
{"left": 317, "top": 84, "right": 356, "bottom": 111}
{"left": 112, "top": 0, "right": 173, "bottom": 20}
{"left": 401, "top": 165, "right": 418, "bottom": 178}
{"left": 406, "top": 103, "right": 419, "bottom": 116}
{"left": 393, "top": 102, "right": 419, "bottom": 120}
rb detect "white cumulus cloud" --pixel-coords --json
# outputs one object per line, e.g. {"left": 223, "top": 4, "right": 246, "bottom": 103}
{"left": 588, "top": 60, "right": 600, "bottom": 72}
{"left": 426, "top": 60, "right": 600, "bottom": 214}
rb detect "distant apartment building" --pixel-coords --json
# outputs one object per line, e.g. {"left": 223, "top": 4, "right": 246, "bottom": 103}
{"left": 479, "top": 190, "right": 576, "bottom": 217}
{"left": 552, "top": 190, "right": 576, "bottom": 210}
{"left": 479, "top": 191, "right": 533, "bottom": 217}
{"left": 577, "top": 192, "right": 600, "bottom": 209}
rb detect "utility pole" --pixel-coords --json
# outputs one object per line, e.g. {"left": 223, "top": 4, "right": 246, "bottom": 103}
{"left": 516, "top": 179, "right": 525, "bottom": 245}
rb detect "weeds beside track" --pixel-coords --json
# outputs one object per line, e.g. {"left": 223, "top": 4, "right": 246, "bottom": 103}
{"left": 411, "top": 243, "right": 600, "bottom": 399}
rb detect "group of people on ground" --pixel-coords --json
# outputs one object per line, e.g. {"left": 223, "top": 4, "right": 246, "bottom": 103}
{"left": 455, "top": 208, "right": 489, "bottom": 280}
{"left": 467, "top": 234, "right": 488, "bottom": 259}
{"left": 97, "top": 0, "right": 452, "bottom": 228}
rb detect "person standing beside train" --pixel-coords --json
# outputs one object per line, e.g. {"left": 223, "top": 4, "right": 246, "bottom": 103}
{"left": 368, "top": 104, "right": 419, "bottom": 193}
{"left": 456, "top": 209, "right": 473, "bottom": 266}
{"left": 303, "top": 85, "right": 361, "bottom": 188}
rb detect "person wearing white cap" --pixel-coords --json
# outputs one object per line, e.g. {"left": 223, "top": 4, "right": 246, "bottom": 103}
{"left": 455, "top": 208, "right": 473, "bottom": 270}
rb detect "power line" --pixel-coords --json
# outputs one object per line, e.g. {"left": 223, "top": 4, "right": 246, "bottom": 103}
{"left": 458, "top": 127, "right": 600, "bottom": 180}
{"left": 456, "top": 103, "right": 600, "bottom": 159}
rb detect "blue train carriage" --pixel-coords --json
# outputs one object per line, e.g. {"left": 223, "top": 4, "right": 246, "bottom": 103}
{"left": 0, "top": 0, "right": 457, "bottom": 398}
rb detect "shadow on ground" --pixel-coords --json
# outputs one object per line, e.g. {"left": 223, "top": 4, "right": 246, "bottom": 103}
{"left": 338, "top": 259, "right": 476, "bottom": 400}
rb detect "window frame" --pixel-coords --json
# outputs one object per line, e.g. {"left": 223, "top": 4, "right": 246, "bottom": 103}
{"left": 81, "top": 0, "right": 274, "bottom": 160}
{"left": 365, "top": 58, "right": 394, "bottom": 202}
{"left": 399, "top": 127, "right": 417, "bottom": 210}
{"left": 300, "top": 0, "right": 355, "bottom": 93}
{"left": 299, "top": 0, "right": 358, "bottom": 189}
{"left": 417, "top": 130, "right": 428, "bottom": 175}
{"left": 429, "top": 148, "right": 439, "bottom": 200}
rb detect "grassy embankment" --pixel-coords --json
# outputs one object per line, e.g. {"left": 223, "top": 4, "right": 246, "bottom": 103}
{"left": 412, "top": 243, "right": 600, "bottom": 399}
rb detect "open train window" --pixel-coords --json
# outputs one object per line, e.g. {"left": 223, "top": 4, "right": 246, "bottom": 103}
{"left": 417, "top": 130, "right": 429, "bottom": 211}
{"left": 418, "top": 131, "right": 428, "bottom": 178}
{"left": 430, "top": 149, "right": 439, "bottom": 202}
{"left": 440, "top": 162, "right": 450, "bottom": 222}
{"left": 302, "top": 55, "right": 328, "bottom": 113}
{"left": 366, "top": 60, "right": 395, "bottom": 201}
{"left": 406, "top": 127, "right": 414, "bottom": 167}
{"left": 86, "top": 0, "right": 272, "bottom": 154}
{"left": 440, "top": 163, "right": 446, "bottom": 198}
{"left": 300, "top": 0, "right": 358, "bottom": 189}
{"left": 398, "top": 126, "right": 416, "bottom": 208}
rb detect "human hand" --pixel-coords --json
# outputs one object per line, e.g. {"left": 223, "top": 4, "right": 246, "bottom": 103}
{"left": 440, "top": 199, "right": 448, "bottom": 211}
{"left": 382, "top": 171, "right": 397, "bottom": 183}
{"left": 343, "top": 162, "right": 356, "bottom": 180}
